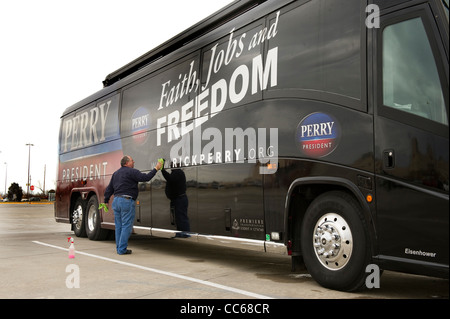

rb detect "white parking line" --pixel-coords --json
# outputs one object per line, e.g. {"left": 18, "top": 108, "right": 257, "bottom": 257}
{"left": 32, "top": 240, "right": 273, "bottom": 299}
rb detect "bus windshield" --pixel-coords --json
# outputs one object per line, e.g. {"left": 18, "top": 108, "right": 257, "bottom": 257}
{"left": 442, "top": 0, "right": 449, "bottom": 20}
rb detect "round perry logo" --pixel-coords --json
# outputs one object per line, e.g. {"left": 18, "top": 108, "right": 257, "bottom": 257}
{"left": 131, "top": 107, "right": 150, "bottom": 145}
{"left": 296, "top": 112, "right": 340, "bottom": 158}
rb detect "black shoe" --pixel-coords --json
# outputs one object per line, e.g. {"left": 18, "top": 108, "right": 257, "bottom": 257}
{"left": 119, "top": 249, "right": 132, "bottom": 255}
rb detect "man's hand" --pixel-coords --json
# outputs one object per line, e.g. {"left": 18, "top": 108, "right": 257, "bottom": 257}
{"left": 155, "top": 158, "right": 165, "bottom": 170}
{"left": 98, "top": 203, "right": 109, "bottom": 213}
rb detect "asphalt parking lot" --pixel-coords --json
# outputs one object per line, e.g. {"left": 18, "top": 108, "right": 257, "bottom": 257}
{"left": 0, "top": 203, "right": 448, "bottom": 310}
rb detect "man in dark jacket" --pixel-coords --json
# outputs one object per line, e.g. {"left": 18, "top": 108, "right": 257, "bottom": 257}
{"left": 104, "top": 155, "right": 162, "bottom": 255}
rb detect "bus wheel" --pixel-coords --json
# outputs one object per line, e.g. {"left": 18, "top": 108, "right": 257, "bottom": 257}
{"left": 72, "top": 197, "right": 87, "bottom": 237}
{"left": 300, "top": 191, "right": 371, "bottom": 291}
{"left": 86, "top": 196, "right": 109, "bottom": 241}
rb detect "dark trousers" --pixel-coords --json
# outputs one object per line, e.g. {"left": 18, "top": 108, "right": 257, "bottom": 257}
{"left": 171, "top": 194, "right": 190, "bottom": 232}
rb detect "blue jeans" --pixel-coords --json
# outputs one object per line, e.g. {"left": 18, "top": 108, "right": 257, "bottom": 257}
{"left": 112, "top": 196, "right": 135, "bottom": 254}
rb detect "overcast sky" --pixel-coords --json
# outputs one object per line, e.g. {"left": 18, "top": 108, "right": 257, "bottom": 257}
{"left": 0, "top": 0, "right": 233, "bottom": 195}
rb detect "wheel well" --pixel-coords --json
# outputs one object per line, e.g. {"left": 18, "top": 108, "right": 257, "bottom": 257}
{"left": 288, "top": 183, "right": 357, "bottom": 255}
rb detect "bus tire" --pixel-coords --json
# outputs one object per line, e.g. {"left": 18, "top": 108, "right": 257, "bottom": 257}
{"left": 86, "top": 195, "right": 109, "bottom": 241}
{"left": 300, "top": 191, "right": 371, "bottom": 291}
{"left": 72, "top": 197, "right": 87, "bottom": 238}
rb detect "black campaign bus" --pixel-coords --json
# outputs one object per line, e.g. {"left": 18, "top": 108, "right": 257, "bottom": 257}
{"left": 55, "top": 0, "right": 449, "bottom": 291}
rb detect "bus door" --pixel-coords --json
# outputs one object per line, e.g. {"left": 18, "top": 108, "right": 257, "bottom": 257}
{"left": 373, "top": 3, "right": 449, "bottom": 271}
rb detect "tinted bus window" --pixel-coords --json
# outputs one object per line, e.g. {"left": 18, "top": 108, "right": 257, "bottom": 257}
{"left": 60, "top": 94, "right": 121, "bottom": 157}
{"left": 383, "top": 17, "right": 448, "bottom": 125}
{"left": 200, "top": 21, "right": 265, "bottom": 112}
{"left": 121, "top": 54, "right": 202, "bottom": 168}
{"left": 121, "top": 54, "right": 201, "bottom": 138}
{"left": 267, "top": 0, "right": 362, "bottom": 102}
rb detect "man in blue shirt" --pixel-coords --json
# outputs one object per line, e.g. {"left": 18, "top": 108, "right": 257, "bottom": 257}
{"left": 104, "top": 155, "right": 162, "bottom": 255}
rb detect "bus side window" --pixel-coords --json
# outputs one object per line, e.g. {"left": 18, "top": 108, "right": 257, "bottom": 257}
{"left": 382, "top": 17, "right": 448, "bottom": 125}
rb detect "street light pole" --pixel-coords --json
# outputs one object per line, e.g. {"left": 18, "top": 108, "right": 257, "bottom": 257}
{"left": 26, "top": 143, "right": 34, "bottom": 198}
{"left": 3, "top": 162, "right": 7, "bottom": 195}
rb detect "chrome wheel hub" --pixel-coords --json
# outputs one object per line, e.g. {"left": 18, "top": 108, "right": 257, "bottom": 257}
{"left": 313, "top": 213, "right": 353, "bottom": 270}
{"left": 73, "top": 205, "right": 83, "bottom": 229}
{"left": 87, "top": 205, "right": 97, "bottom": 231}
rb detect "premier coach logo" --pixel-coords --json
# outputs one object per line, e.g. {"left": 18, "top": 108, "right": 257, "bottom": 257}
{"left": 296, "top": 112, "right": 340, "bottom": 158}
